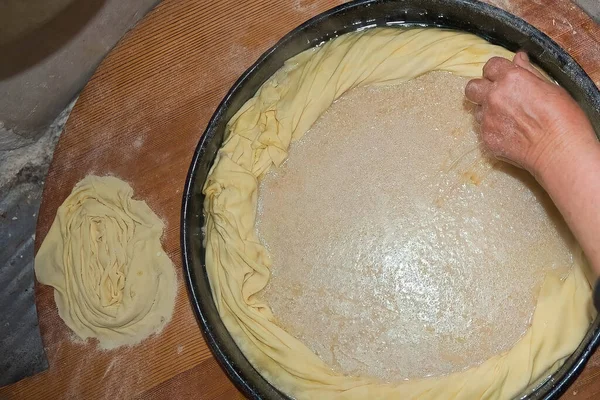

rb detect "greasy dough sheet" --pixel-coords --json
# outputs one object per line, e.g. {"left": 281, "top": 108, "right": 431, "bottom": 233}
{"left": 202, "top": 28, "right": 593, "bottom": 399}
{"left": 36, "top": 176, "right": 177, "bottom": 349}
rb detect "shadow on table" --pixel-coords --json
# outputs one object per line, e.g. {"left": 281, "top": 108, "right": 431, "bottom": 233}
{"left": 0, "top": 0, "right": 106, "bottom": 80}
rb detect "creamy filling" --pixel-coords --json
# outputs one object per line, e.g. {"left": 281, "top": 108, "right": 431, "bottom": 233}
{"left": 257, "top": 71, "right": 575, "bottom": 381}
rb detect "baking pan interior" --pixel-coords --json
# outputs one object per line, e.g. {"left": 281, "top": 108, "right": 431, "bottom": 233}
{"left": 182, "top": 1, "right": 600, "bottom": 399}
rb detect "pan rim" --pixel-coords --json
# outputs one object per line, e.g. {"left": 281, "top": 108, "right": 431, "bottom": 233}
{"left": 181, "top": 1, "right": 600, "bottom": 399}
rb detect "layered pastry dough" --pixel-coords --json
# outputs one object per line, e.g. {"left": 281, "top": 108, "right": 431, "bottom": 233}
{"left": 36, "top": 176, "right": 177, "bottom": 349}
{"left": 203, "top": 28, "right": 593, "bottom": 399}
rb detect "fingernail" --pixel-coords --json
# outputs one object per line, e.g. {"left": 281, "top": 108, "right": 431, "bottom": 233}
{"left": 520, "top": 52, "right": 530, "bottom": 62}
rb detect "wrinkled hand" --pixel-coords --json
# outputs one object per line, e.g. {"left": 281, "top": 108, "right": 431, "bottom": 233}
{"left": 465, "top": 52, "right": 596, "bottom": 177}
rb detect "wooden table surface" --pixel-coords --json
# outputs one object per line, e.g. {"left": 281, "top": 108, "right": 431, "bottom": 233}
{"left": 1, "top": 0, "right": 600, "bottom": 399}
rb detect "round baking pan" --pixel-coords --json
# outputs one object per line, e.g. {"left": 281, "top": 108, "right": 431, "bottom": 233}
{"left": 181, "top": 1, "right": 600, "bottom": 398}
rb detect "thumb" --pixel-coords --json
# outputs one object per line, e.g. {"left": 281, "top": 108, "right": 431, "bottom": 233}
{"left": 513, "top": 52, "right": 546, "bottom": 80}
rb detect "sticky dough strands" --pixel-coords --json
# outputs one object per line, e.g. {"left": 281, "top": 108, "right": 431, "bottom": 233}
{"left": 203, "top": 28, "right": 593, "bottom": 399}
{"left": 36, "top": 176, "right": 178, "bottom": 349}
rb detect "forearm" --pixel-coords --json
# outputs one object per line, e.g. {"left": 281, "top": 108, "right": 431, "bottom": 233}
{"left": 536, "top": 136, "right": 600, "bottom": 275}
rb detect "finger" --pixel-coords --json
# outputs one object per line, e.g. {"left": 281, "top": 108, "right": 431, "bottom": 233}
{"left": 482, "top": 57, "right": 515, "bottom": 82}
{"left": 474, "top": 106, "right": 484, "bottom": 124}
{"left": 495, "top": 154, "right": 524, "bottom": 169}
{"left": 513, "top": 51, "right": 546, "bottom": 80}
{"left": 465, "top": 78, "right": 493, "bottom": 105}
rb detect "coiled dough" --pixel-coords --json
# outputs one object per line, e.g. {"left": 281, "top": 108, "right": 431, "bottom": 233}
{"left": 36, "top": 175, "right": 177, "bottom": 349}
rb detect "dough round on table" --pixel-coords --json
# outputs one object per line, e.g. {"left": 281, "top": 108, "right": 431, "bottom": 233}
{"left": 203, "top": 28, "right": 594, "bottom": 399}
{"left": 35, "top": 175, "right": 177, "bottom": 349}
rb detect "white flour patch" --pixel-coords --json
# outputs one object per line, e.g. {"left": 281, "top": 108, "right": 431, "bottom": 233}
{"left": 132, "top": 134, "right": 145, "bottom": 150}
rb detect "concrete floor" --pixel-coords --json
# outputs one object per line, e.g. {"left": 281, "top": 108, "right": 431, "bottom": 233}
{"left": 0, "top": 0, "right": 160, "bottom": 140}
{"left": 0, "top": 104, "right": 72, "bottom": 385}
{"left": 0, "top": 0, "right": 158, "bottom": 387}
{"left": 578, "top": 0, "right": 600, "bottom": 22}
{"left": 0, "top": 0, "right": 599, "bottom": 389}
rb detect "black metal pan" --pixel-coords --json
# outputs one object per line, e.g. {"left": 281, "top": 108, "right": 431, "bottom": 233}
{"left": 182, "top": 1, "right": 600, "bottom": 398}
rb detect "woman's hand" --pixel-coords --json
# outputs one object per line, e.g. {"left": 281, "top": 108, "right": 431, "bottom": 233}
{"left": 466, "top": 52, "right": 600, "bottom": 277}
{"left": 465, "top": 52, "right": 596, "bottom": 179}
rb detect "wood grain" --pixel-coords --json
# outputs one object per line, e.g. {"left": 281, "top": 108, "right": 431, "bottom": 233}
{"left": 1, "top": 0, "right": 599, "bottom": 399}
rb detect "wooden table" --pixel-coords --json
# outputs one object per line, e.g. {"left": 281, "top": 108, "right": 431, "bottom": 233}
{"left": 1, "top": 0, "right": 600, "bottom": 398}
